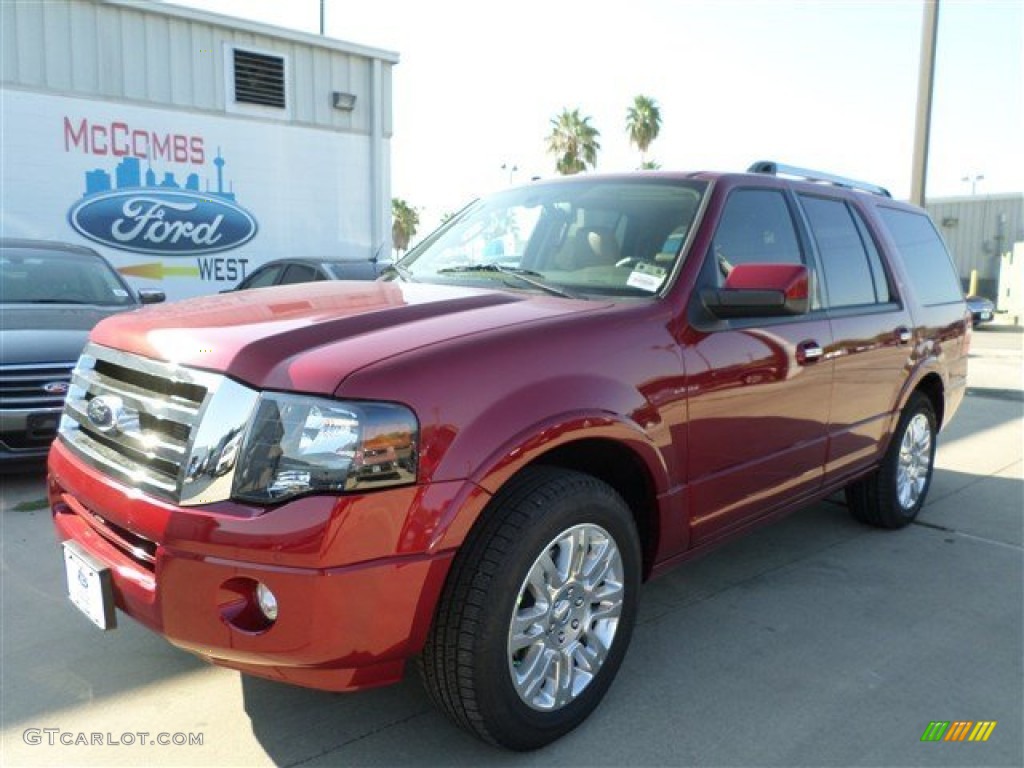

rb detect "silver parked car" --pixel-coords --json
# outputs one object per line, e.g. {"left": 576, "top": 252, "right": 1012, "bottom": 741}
{"left": 0, "top": 239, "right": 164, "bottom": 464}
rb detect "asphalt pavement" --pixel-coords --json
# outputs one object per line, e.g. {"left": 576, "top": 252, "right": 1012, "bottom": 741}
{"left": 1, "top": 326, "right": 1021, "bottom": 767}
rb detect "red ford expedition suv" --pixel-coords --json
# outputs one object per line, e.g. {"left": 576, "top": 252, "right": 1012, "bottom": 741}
{"left": 49, "top": 163, "right": 969, "bottom": 750}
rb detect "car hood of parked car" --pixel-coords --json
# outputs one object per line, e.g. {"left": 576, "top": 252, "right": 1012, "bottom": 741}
{"left": 1, "top": 305, "right": 141, "bottom": 365}
{"left": 90, "top": 280, "right": 608, "bottom": 395}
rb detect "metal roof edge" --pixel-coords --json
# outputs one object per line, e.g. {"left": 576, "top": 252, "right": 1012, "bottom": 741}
{"left": 924, "top": 193, "right": 1024, "bottom": 205}
{"left": 96, "top": 0, "right": 400, "bottom": 64}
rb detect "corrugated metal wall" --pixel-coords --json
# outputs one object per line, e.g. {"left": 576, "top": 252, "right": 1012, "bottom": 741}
{"left": 0, "top": 0, "right": 394, "bottom": 138}
{"left": 927, "top": 194, "right": 1024, "bottom": 297}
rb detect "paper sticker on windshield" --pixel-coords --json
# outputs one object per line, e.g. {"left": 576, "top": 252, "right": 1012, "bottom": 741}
{"left": 111, "top": 289, "right": 129, "bottom": 297}
{"left": 627, "top": 262, "right": 667, "bottom": 293}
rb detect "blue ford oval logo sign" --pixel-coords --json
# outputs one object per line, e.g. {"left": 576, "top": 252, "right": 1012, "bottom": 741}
{"left": 86, "top": 395, "right": 121, "bottom": 433}
{"left": 68, "top": 190, "right": 258, "bottom": 256}
{"left": 43, "top": 381, "right": 70, "bottom": 395}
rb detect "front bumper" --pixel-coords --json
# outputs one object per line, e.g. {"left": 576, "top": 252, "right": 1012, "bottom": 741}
{"left": 48, "top": 440, "right": 486, "bottom": 691}
{"left": 1, "top": 406, "right": 62, "bottom": 462}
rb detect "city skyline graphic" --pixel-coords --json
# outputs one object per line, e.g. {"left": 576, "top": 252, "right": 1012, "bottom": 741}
{"left": 81, "top": 149, "right": 238, "bottom": 201}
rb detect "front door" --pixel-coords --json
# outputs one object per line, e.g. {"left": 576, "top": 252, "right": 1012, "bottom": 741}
{"left": 681, "top": 187, "right": 834, "bottom": 544}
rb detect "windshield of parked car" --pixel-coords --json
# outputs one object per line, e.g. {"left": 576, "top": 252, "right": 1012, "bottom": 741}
{"left": 0, "top": 249, "right": 136, "bottom": 306}
{"left": 395, "top": 178, "right": 707, "bottom": 299}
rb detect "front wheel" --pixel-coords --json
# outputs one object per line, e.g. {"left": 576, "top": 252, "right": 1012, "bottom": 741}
{"left": 420, "top": 467, "right": 641, "bottom": 750}
{"left": 846, "top": 392, "right": 938, "bottom": 529}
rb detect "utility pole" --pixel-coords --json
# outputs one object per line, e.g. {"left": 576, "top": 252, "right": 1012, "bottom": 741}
{"left": 910, "top": 0, "right": 940, "bottom": 206}
{"left": 319, "top": 0, "right": 325, "bottom": 35}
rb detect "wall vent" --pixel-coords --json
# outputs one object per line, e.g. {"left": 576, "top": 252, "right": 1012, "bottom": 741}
{"left": 232, "top": 49, "right": 285, "bottom": 108}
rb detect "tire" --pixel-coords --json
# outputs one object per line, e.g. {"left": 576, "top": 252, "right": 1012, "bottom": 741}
{"left": 420, "top": 466, "right": 641, "bottom": 750}
{"left": 846, "top": 392, "right": 938, "bottom": 529}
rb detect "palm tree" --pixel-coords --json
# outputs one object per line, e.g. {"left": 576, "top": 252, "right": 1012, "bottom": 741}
{"left": 391, "top": 198, "right": 419, "bottom": 255}
{"left": 546, "top": 108, "right": 601, "bottom": 175}
{"left": 626, "top": 95, "right": 662, "bottom": 168}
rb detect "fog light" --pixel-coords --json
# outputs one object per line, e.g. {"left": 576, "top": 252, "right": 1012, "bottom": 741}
{"left": 256, "top": 582, "right": 278, "bottom": 622}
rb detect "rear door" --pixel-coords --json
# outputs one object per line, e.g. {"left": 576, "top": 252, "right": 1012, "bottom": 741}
{"left": 683, "top": 187, "right": 834, "bottom": 543}
{"left": 796, "top": 194, "right": 914, "bottom": 481}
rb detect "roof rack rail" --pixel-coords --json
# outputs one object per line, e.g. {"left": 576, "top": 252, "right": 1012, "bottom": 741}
{"left": 748, "top": 161, "right": 891, "bottom": 198}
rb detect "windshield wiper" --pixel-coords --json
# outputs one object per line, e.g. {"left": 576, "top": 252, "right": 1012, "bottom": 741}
{"left": 23, "top": 299, "right": 94, "bottom": 305}
{"left": 436, "top": 263, "right": 578, "bottom": 299}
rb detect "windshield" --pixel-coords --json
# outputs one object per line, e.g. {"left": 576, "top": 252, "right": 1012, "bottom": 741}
{"left": 0, "top": 249, "right": 136, "bottom": 306}
{"left": 397, "top": 177, "right": 707, "bottom": 299}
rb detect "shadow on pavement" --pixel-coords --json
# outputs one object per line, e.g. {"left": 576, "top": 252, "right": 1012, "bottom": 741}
{"left": 241, "top": 479, "right": 1022, "bottom": 766}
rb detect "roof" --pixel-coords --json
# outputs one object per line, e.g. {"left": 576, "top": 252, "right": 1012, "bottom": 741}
{"left": 100, "top": 0, "right": 400, "bottom": 64}
{"left": 0, "top": 239, "right": 106, "bottom": 260}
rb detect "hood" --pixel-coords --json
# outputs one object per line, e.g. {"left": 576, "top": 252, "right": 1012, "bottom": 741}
{"left": 90, "top": 281, "right": 604, "bottom": 394}
{"left": 1, "top": 305, "right": 138, "bottom": 365}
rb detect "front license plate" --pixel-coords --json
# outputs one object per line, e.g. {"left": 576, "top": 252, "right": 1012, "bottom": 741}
{"left": 26, "top": 412, "right": 60, "bottom": 440}
{"left": 63, "top": 542, "right": 116, "bottom": 630}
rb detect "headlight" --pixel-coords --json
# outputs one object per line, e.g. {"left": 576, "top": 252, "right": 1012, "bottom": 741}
{"left": 231, "top": 394, "right": 418, "bottom": 504}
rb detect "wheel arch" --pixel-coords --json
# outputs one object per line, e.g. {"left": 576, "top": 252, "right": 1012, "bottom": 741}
{"left": 436, "top": 416, "right": 669, "bottom": 581}
{"left": 912, "top": 372, "right": 945, "bottom": 429}
{"left": 524, "top": 438, "right": 661, "bottom": 580}
{"left": 890, "top": 366, "right": 946, "bottom": 444}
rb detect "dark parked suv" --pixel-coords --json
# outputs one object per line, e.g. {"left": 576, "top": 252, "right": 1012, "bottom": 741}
{"left": 0, "top": 239, "right": 163, "bottom": 463}
{"left": 49, "top": 163, "right": 968, "bottom": 749}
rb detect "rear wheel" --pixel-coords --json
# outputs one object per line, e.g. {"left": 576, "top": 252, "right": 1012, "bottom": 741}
{"left": 420, "top": 467, "right": 641, "bottom": 750}
{"left": 846, "top": 392, "right": 937, "bottom": 529}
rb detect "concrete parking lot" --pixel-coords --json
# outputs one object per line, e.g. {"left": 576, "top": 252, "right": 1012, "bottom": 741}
{"left": 2, "top": 327, "right": 1021, "bottom": 767}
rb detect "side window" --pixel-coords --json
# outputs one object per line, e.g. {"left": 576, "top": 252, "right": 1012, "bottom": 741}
{"left": 280, "top": 264, "right": 318, "bottom": 285}
{"left": 877, "top": 208, "right": 963, "bottom": 305}
{"left": 708, "top": 189, "right": 803, "bottom": 286}
{"left": 800, "top": 195, "right": 878, "bottom": 307}
{"left": 241, "top": 264, "right": 283, "bottom": 289}
{"left": 849, "top": 207, "right": 892, "bottom": 303}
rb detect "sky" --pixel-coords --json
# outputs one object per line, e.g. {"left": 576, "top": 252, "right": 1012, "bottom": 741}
{"left": 169, "top": 0, "right": 1022, "bottom": 232}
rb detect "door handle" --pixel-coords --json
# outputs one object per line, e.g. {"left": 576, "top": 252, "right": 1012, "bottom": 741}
{"left": 797, "top": 340, "right": 824, "bottom": 364}
{"left": 896, "top": 327, "right": 913, "bottom": 344}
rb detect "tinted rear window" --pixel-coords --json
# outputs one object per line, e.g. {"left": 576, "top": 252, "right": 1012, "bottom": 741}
{"left": 877, "top": 208, "right": 962, "bottom": 305}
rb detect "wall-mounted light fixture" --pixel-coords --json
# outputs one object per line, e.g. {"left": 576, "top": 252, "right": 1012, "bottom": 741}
{"left": 332, "top": 91, "right": 357, "bottom": 111}
{"left": 941, "top": 216, "right": 959, "bottom": 228}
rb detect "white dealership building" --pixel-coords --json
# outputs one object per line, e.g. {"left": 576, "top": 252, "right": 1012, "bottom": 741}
{"left": 1, "top": 0, "right": 398, "bottom": 299}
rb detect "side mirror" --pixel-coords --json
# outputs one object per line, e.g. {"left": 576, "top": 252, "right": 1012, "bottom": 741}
{"left": 701, "top": 263, "right": 809, "bottom": 319}
{"left": 138, "top": 289, "right": 166, "bottom": 304}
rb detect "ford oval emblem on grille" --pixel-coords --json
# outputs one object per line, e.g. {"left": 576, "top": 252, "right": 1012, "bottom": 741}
{"left": 43, "top": 381, "right": 70, "bottom": 395}
{"left": 86, "top": 395, "right": 123, "bottom": 434}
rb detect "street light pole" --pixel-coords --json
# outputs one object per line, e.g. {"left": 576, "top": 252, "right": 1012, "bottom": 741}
{"left": 961, "top": 173, "right": 985, "bottom": 195}
{"left": 319, "top": 0, "right": 325, "bottom": 35}
{"left": 910, "top": 0, "right": 940, "bottom": 207}
{"left": 501, "top": 163, "right": 518, "bottom": 185}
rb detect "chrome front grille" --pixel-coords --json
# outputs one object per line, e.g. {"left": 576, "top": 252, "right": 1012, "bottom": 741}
{"left": 59, "top": 343, "right": 221, "bottom": 501}
{"left": 0, "top": 362, "right": 76, "bottom": 410}
{"left": 59, "top": 343, "right": 261, "bottom": 505}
